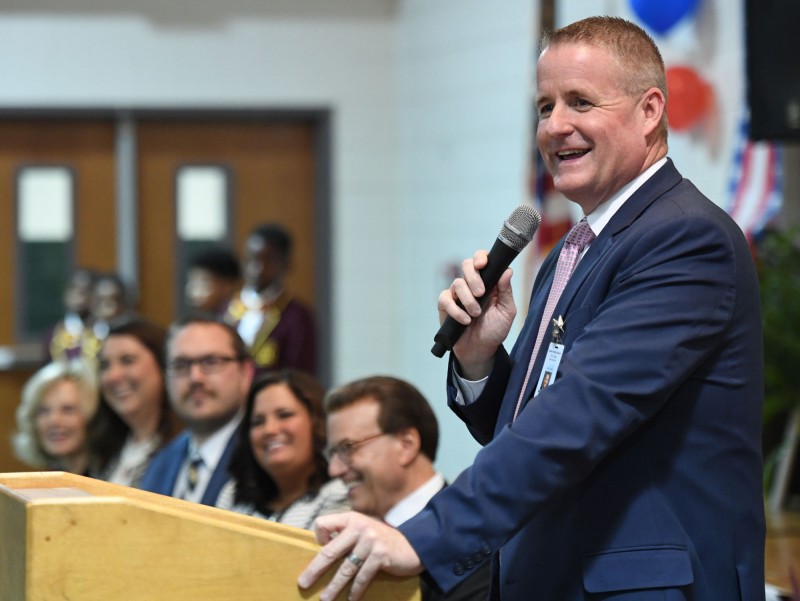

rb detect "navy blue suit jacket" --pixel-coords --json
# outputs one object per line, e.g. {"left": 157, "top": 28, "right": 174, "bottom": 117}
{"left": 140, "top": 430, "right": 238, "bottom": 506}
{"left": 401, "top": 160, "right": 765, "bottom": 600}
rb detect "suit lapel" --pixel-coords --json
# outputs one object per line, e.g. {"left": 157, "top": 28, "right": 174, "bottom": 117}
{"left": 200, "top": 431, "right": 238, "bottom": 506}
{"left": 165, "top": 434, "right": 190, "bottom": 495}
{"left": 602, "top": 158, "right": 682, "bottom": 238}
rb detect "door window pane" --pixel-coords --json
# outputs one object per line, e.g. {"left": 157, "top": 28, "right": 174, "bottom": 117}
{"left": 15, "top": 166, "right": 75, "bottom": 340}
{"left": 176, "top": 166, "right": 228, "bottom": 240}
{"left": 175, "top": 165, "right": 233, "bottom": 315}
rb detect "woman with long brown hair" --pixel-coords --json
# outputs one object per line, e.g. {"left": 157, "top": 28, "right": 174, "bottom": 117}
{"left": 89, "top": 317, "right": 180, "bottom": 487}
{"left": 216, "top": 369, "right": 348, "bottom": 528}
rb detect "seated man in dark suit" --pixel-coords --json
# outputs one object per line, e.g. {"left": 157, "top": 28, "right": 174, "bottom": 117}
{"left": 324, "top": 376, "right": 489, "bottom": 601}
{"left": 140, "top": 316, "right": 254, "bottom": 506}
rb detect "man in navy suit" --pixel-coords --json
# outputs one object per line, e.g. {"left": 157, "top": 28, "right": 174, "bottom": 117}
{"left": 299, "top": 16, "right": 765, "bottom": 601}
{"left": 140, "top": 316, "right": 254, "bottom": 506}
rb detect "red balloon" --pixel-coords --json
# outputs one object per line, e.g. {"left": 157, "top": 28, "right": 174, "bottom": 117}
{"left": 666, "top": 65, "right": 713, "bottom": 131}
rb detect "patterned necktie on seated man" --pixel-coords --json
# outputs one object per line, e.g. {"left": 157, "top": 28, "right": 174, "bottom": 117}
{"left": 184, "top": 450, "right": 204, "bottom": 497}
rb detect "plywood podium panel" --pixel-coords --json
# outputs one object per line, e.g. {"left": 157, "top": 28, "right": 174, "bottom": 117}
{"left": 0, "top": 472, "right": 420, "bottom": 601}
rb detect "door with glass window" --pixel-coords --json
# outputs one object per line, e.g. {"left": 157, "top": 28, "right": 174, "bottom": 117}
{"left": 136, "top": 119, "right": 317, "bottom": 327}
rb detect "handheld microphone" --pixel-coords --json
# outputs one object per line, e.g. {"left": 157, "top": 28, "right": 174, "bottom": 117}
{"left": 431, "top": 204, "right": 541, "bottom": 358}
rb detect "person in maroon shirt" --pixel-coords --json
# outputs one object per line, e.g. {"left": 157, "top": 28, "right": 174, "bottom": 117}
{"left": 223, "top": 224, "right": 316, "bottom": 376}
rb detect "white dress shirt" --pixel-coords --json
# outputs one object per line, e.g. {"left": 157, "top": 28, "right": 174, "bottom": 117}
{"left": 383, "top": 473, "right": 446, "bottom": 527}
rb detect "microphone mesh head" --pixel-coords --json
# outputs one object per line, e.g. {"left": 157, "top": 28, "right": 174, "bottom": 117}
{"left": 499, "top": 204, "right": 542, "bottom": 252}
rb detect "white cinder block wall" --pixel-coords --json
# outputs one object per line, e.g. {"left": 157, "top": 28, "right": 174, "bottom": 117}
{"left": 392, "top": 0, "right": 535, "bottom": 477}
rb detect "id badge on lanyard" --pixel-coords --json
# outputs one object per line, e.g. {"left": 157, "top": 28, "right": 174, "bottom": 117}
{"left": 534, "top": 315, "right": 566, "bottom": 397}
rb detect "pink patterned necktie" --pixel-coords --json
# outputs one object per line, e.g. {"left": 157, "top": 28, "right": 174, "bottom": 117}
{"left": 513, "top": 218, "right": 596, "bottom": 420}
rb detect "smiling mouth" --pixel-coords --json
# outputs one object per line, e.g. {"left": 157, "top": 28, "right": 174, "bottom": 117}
{"left": 109, "top": 386, "right": 138, "bottom": 401}
{"left": 557, "top": 149, "right": 589, "bottom": 161}
{"left": 345, "top": 480, "right": 362, "bottom": 493}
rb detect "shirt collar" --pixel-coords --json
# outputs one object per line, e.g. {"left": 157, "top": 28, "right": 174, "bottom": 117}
{"left": 384, "top": 473, "right": 446, "bottom": 527}
{"left": 585, "top": 157, "right": 668, "bottom": 236}
{"left": 189, "top": 411, "right": 243, "bottom": 467}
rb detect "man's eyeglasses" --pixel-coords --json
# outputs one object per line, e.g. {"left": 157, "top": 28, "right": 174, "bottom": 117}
{"left": 167, "top": 355, "right": 242, "bottom": 378}
{"left": 323, "top": 433, "right": 387, "bottom": 465}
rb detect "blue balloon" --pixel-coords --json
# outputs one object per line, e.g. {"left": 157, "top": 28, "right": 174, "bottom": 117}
{"left": 630, "top": 0, "right": 700, "bottom": 35}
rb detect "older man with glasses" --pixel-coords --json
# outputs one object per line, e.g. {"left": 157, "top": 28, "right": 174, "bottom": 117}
{"left": 323, "top": 376, "right": 489, "bottom": 601}
{"left": 140, "top": 315, "right": 254, "bottom": 505}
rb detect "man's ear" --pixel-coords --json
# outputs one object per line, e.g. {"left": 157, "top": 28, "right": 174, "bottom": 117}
{"left": 395, "top": 428, "right": 421, "bottom": 467}
{"left": 641, "top": 86, "right": 666, "bottom": 137}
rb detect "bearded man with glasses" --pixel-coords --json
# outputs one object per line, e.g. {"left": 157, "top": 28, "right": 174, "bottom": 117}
{"left": 323, "top": 376, "right": 489, "bottom": 601}
{"left": 140, "top": 315, "right": 254, "bottom": 505}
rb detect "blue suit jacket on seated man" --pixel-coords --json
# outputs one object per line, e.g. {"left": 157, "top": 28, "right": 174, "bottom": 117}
{"left": 298, "top": 16, "right": 765, "bottom": 601}
{"left": 140, "top": 430, "right": 237, "bottom": 506}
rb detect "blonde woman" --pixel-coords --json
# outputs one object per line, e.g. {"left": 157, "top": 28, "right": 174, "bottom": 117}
{"left": 13, "top": 359, "right": 99, "bottom": 474}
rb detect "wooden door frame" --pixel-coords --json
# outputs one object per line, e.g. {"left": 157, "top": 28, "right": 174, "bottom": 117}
{"left": 0, "top": 107, "right": 333, "bottom": 384}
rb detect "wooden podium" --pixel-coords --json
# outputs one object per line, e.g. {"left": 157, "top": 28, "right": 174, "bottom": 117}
{"left": 0, "top": 472, "right": 421, "bottom": 601}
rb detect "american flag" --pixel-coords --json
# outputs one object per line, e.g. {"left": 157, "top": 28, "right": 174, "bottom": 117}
{"left": 725, "top": 112, "right": 783, "bottom": 241}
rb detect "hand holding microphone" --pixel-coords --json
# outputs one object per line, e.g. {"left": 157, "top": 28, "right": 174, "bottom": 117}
{"left": 431, "top": 205, "right": 541, "bottom": 358}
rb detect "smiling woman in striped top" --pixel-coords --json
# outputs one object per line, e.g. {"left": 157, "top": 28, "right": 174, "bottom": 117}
{"left": 216, "top": 369, "right": 349, "bottom": 529}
